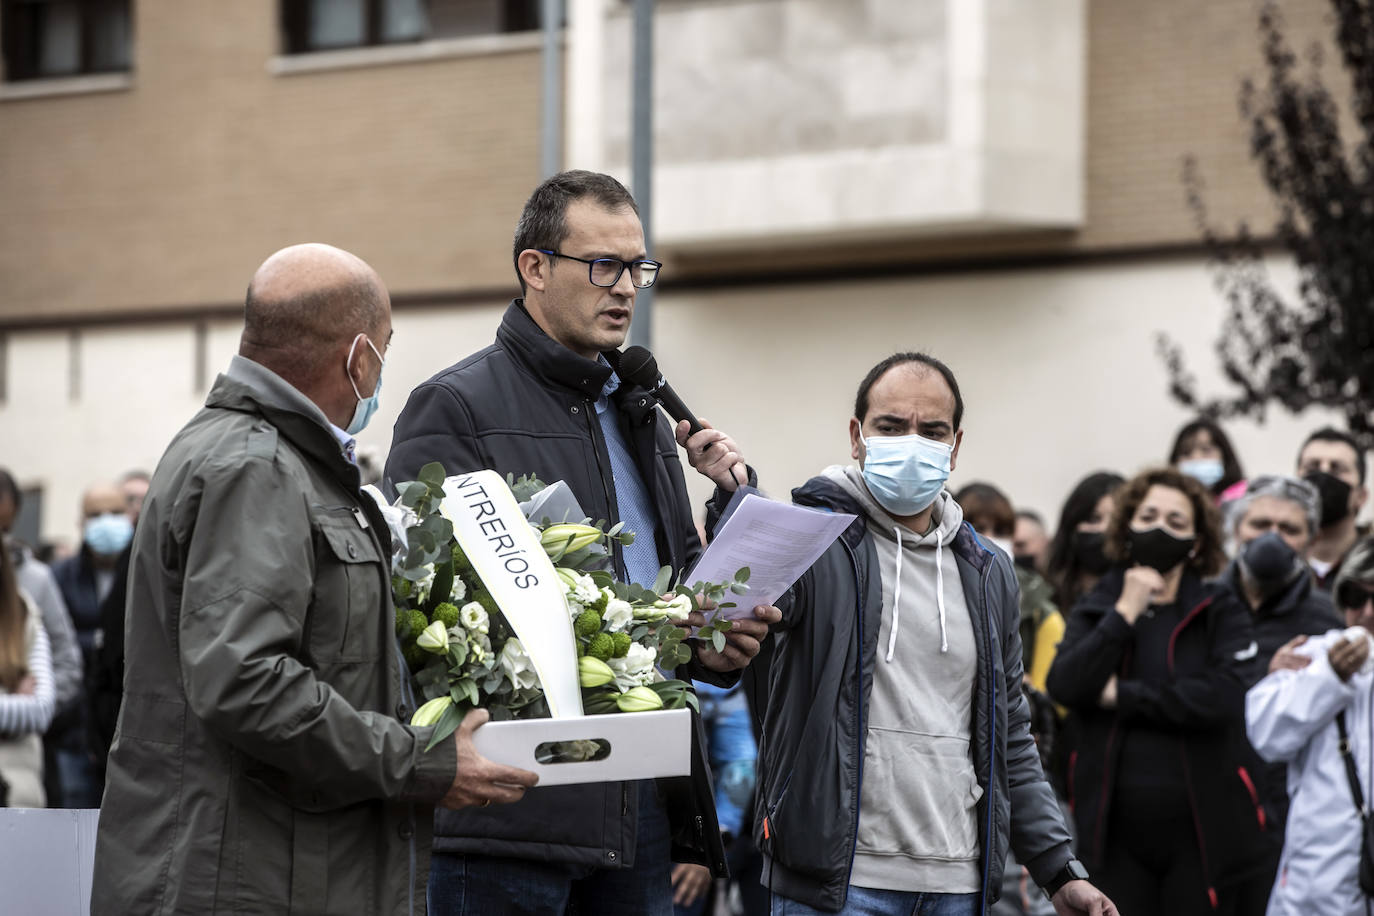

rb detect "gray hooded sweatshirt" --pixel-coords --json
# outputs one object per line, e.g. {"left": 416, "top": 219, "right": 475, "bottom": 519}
{"left": 830, "top": 466, "right": 982, "bottom": 893}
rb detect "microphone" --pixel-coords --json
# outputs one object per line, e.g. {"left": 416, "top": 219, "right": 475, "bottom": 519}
{"left": 618, "top": 346, "right": 705, "bottom": 438}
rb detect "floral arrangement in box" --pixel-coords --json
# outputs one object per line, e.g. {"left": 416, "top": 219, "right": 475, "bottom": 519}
{"left": 378, "top": 463, "right": 747, "bottom": 751}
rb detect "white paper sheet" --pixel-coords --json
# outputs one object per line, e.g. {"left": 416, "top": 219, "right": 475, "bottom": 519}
{"left": 685, "top": 492, "right": 855, "bottom": 620}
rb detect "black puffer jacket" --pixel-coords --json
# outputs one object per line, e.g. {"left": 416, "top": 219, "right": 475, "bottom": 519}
{"left": 1215, "top": 562, "right": 1339, "bottom": 835}
{"left": 385, "top": 300, "right": 738, "bottom": 874}
{"left": 1047, "top": 570, "right": 1275, "bottom": 901}
{"left": 753, "top": 475, "right": 1072, "bottom": 913}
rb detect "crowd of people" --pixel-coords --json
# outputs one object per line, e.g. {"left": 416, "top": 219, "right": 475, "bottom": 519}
{"left": 1, "top": 170, "right": 1373, "bottom": 916}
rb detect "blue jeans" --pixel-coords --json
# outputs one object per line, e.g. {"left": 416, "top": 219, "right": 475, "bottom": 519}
{"left": 772, "top": 886, "right": 981, "bottom": 916}
{"left": 428, "top": 780, "right": 673, "bottom": 916}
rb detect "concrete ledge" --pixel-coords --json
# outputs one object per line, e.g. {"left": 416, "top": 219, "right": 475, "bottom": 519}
{"left": 0, "top": 72, "right": 132, "bottom": 102}
{"left": 269, "top": 31, "right": 547, "bottom": 76}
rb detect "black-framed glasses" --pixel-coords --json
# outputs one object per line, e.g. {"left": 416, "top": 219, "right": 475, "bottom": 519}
{"left": 538, "top": 250, "right": 662, "bottom": 289}
{"left": 1338, "top": 581, "right": 1374, "bottom": 612}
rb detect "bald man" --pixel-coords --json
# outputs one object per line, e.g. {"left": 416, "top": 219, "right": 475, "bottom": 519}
{"left": 92, "top": 244, "right": 537, "bottom": 916}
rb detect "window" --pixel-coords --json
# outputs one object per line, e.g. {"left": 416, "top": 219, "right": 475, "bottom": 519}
{"left": 281, "top": 0, "right": 540, "bottom": 55}
{"left": 1, "top": 0, "right": 132, "bottom": 82}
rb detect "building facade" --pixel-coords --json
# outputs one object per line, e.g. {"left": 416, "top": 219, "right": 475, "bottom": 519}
{"left": 0, "top": 0, "right": 1343, "bottom": 546}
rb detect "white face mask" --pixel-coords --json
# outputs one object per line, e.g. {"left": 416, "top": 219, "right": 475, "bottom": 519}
{"left": 861, "top": 433, "right": 952, "bottom": 517}
{"left": 345, "top": 334, "right": 385, "bottom": 436}
{"left": 989, "top": 536, "right": 1015, "bottom": 560}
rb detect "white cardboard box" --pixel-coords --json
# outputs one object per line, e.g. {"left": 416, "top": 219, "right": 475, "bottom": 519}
{"left": 471, "top": 708, "right": 692, "bottom": 786}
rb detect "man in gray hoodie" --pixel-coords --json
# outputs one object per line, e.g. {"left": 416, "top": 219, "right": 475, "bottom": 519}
{"left": 752, "top": 353, "right": 1116, "bottom": 915}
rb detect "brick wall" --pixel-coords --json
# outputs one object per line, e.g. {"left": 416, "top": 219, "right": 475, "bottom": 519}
{"left": 0, "top": 0, "right": 543, "bottom": 322}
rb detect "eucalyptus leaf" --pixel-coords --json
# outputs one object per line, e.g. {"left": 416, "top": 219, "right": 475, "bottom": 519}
{"left": 711, "top": 630, "right": 727, "bottom": 654}
{"left": 418, "top": 462, "right": 447, "bottom": 487}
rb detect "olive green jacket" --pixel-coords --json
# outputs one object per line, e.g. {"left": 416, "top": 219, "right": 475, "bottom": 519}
{"left": 92, "top": 357, "right": 456, "bottom": 915}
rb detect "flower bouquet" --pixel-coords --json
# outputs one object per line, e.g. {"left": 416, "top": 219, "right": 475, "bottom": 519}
{"left": 380, "top": 462, "right": 748, "bottom": 756}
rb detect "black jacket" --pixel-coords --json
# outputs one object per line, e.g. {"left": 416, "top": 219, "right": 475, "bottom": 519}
{"left": 385, "top": 300, "right": 737, "bottom": 874}
{"left": 1215, "top": 562, "right": 1339, "bottom": 835}
{"left": 753, "top": 476, "right": 1072, "bottom": 913}
{"left": 1046, "top": 570, "right": 1274, "bottom": 897}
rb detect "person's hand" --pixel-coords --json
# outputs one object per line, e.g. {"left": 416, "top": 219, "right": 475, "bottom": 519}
{"left": 437, "top": 709, "right": 540, "bottom": 809}
{"left": 15, "top": 675, "right": 35, "bottom": 695}
{"left": 1098, "top": 676, "right": 1117, "bottom": 710}
{"left": 692, "top": 605, "right": 781, "bottom": 672}
{"left": 671, "top": 862, "right": 712, "bottom": 907}
{"left": 1052, "top": 879, "right": 1119, "bottom": 915}
{"left": 1329, "top": 631, "right": 1371, "bottom": 683}
{"left": 1270, "top": 634, "right": 1312, "bottom": 674}
{"left": 676, "top": 419, "right": 747, "bottom": 491}
{"left": 1115, "top": 566, "right": 1165, "bottom": 624}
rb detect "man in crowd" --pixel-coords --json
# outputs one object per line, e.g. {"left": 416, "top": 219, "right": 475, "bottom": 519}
{"left": 0, "top": 468, "right": 85, "bottom": 805}
{"left": 87, "top": 467, "right": 151, "bottom": 787}
{"left": 48, "top": 481, "right": 130, "bottom": 807}
{"left": 1296, "top": 427, "right": 1368, "bottom": 588}
{"left": 755, "top": 352, "right": 1115, "bottom": 915}
{"left": 386, "top": 169, "right": 780, "bottom": 915}
{"left": 92, "top": 243, "right": 537, "bottom": 915}
{"left": 1214, "top": 474, "right": 1339, "bottom": 912}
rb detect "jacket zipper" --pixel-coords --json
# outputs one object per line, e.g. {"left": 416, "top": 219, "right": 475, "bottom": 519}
{"left": 1168, "top": 597, "right": 1219, "bottom": 910}
{"left": 978, "top": 555, "right": 995, "bottom": 912}
{"left": 840, "top": 535, "right": 866, "bottom": 890}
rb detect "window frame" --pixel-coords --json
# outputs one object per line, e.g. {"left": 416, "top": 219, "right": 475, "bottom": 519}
{"left": 1, "top": 0, "right": 133, "bottom": 83}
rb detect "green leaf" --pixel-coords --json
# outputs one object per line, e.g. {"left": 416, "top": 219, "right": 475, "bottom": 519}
{"left": 418, "top": 462, "right": 447, "bottom": 487}
{"left": 711, "top": 629, "right": 727, "bottom": 654}
{"left": 652, "top": 565, "right": 673, "bottom": 596}
{"left": 423, "top": 699, "right": 464, "bottom": 751}
{"left": 735, "top": 567, "right": 751, "bottom": 582}
{"left": 400, "top": 481, "right": 429, "bottom": 508}
{"left": 730, "top": 582, "right": 750, "bottom": 595}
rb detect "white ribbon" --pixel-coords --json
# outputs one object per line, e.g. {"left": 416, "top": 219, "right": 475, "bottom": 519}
{"left": 441, "top": 471, "right": 584, "bottom": 718}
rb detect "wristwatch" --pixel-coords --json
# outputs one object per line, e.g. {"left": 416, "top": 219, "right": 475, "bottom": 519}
{"left": 1042, "top": 859, "right": 1089, "bottom": 900}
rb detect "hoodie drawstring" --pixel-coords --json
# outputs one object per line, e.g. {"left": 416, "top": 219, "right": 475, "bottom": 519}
{"left": 886, "top": 528, "right": 903, "bottom": 662}
{"left": 886, "top": 525, "right": 949, "bottom": 663}
{"left": 935, "top": 527, "right": 948, "bottom": 653}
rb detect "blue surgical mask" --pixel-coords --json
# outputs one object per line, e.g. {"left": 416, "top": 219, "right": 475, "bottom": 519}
{"left": 346, "top": 334, "right": 385, "bottom": 436}
{"left": 861, "top": 433, "right": 953, "bottom": 517}
{"left": 84, "top": 512, "right": 133, "bottom": 556}
{"left": 1179, "top": 457, "right": 1225, "bottom": 489}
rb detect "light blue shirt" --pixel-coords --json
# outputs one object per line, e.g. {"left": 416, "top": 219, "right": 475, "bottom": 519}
{"left": 594, "top": 368, "right": 661, "bottom": 588}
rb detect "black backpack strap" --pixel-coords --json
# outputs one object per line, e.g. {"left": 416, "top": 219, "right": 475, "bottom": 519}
{"left": 1338, "top": 711, "right": 1368, "bottom": 818}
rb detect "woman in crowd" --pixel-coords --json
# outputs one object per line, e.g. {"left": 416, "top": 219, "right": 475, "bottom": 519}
{"left": 1246, "top": 537, "right": 1374, "bottom": 916}
{"left": 1169, "top": 417, "right": 1246, "bottom": 501}
{"left": 1047, "top": 467, "right": 1269, "bottom": 915}
{"left": 0, "top": 531, "right": 56, "bottom": 807}
{"left": 1045, "top": 472, "right": 1124, "bottom": 612}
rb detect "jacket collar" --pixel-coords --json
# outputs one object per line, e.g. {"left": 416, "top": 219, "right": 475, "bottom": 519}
{"left": 496, "top": 300, "right": 614, "bottom": 401}
{"left": 1080, "top": 566, "right": 1216, "bottom": 618}
{"left": 206, "top": 356, "right": 357, "bottom": 486}
{"left": 1219, "top": 558, "right": 1314, "bottom": 619}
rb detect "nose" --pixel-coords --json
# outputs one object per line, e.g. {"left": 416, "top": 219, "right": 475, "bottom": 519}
{"left": 611, "top": 264, "right": 637, "bottom": 298}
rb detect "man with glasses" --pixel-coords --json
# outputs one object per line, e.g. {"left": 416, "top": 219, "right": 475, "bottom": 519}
{"left": 386, "top": 170, "right": 780, "bottom": 915}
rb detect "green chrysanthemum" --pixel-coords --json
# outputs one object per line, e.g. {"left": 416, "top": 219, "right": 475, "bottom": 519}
{"left": 574, "top": 609, "right": 602, "bottom": 639}
{"left": 587, "top": 632, "right": 615, "bottom": 661}
{"left": 432, "top": 602, "right": 460, "bottom": 629}
{"left": 611, "top": 632, "right": 633, "bottom": 658}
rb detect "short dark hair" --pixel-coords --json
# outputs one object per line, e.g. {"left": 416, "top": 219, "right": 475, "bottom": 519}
{"left": 1168, "top": 417, "right": 1245, "bottom": 495}
{"left": 954, "top": 482, "right": 1015, "bottom": 538}
{"left": 1299, "top": 426, "right": 1367, "bottom": 484}
{"left": 1104, "top": 467, "right": 1227, "bottom": 578}
{"left": 0, "top": 469, "right": 18, "bottom": 512}
{"left": 1015, "top": 509, "right": 1045, "bottom": 528}
{"left": 854, "top": 352, "right": 963, "bottom": 430}
{"left": 512, "top": 170, "right": 639, "bottom": 294}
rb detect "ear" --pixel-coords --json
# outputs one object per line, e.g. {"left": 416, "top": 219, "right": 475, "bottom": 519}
{"left": 949, "top": 429, "right": 964, "bottom": 474}
{"left": 518, "top": 249, "right": 550, "bottom": 293}
{"left": 1355, "top": 484, "right": 1369, "bottom": 512}
{"left": 849, "top": 417, "right": 864, "bottom": 463}
{"left": 344, "top": 334, "right": 368, "bottom": 387}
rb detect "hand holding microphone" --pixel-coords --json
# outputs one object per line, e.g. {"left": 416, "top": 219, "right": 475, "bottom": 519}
{"left": 618, "top": 346, "right": 748, "bottom": 491}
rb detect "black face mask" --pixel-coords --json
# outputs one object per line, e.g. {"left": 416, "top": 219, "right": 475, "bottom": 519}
{"left": 1014, "top": 553, "right": 1038, "bottom": 571}
{"left": 1072, "top": 530, "right": 1112, "bottom": 575}
{"left": 1305, "top": 471, "right": 1354, "bottom": 528}
{"left": 1239, "top": 531, "right": 1303, "bottom": 594}
{"left": 1127, "top": 526, "right": 1196, "bottom": 574}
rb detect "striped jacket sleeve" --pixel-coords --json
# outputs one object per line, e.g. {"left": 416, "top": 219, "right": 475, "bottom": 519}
{"left": 0, "top": 597, "right": 56, "bottom": 735}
